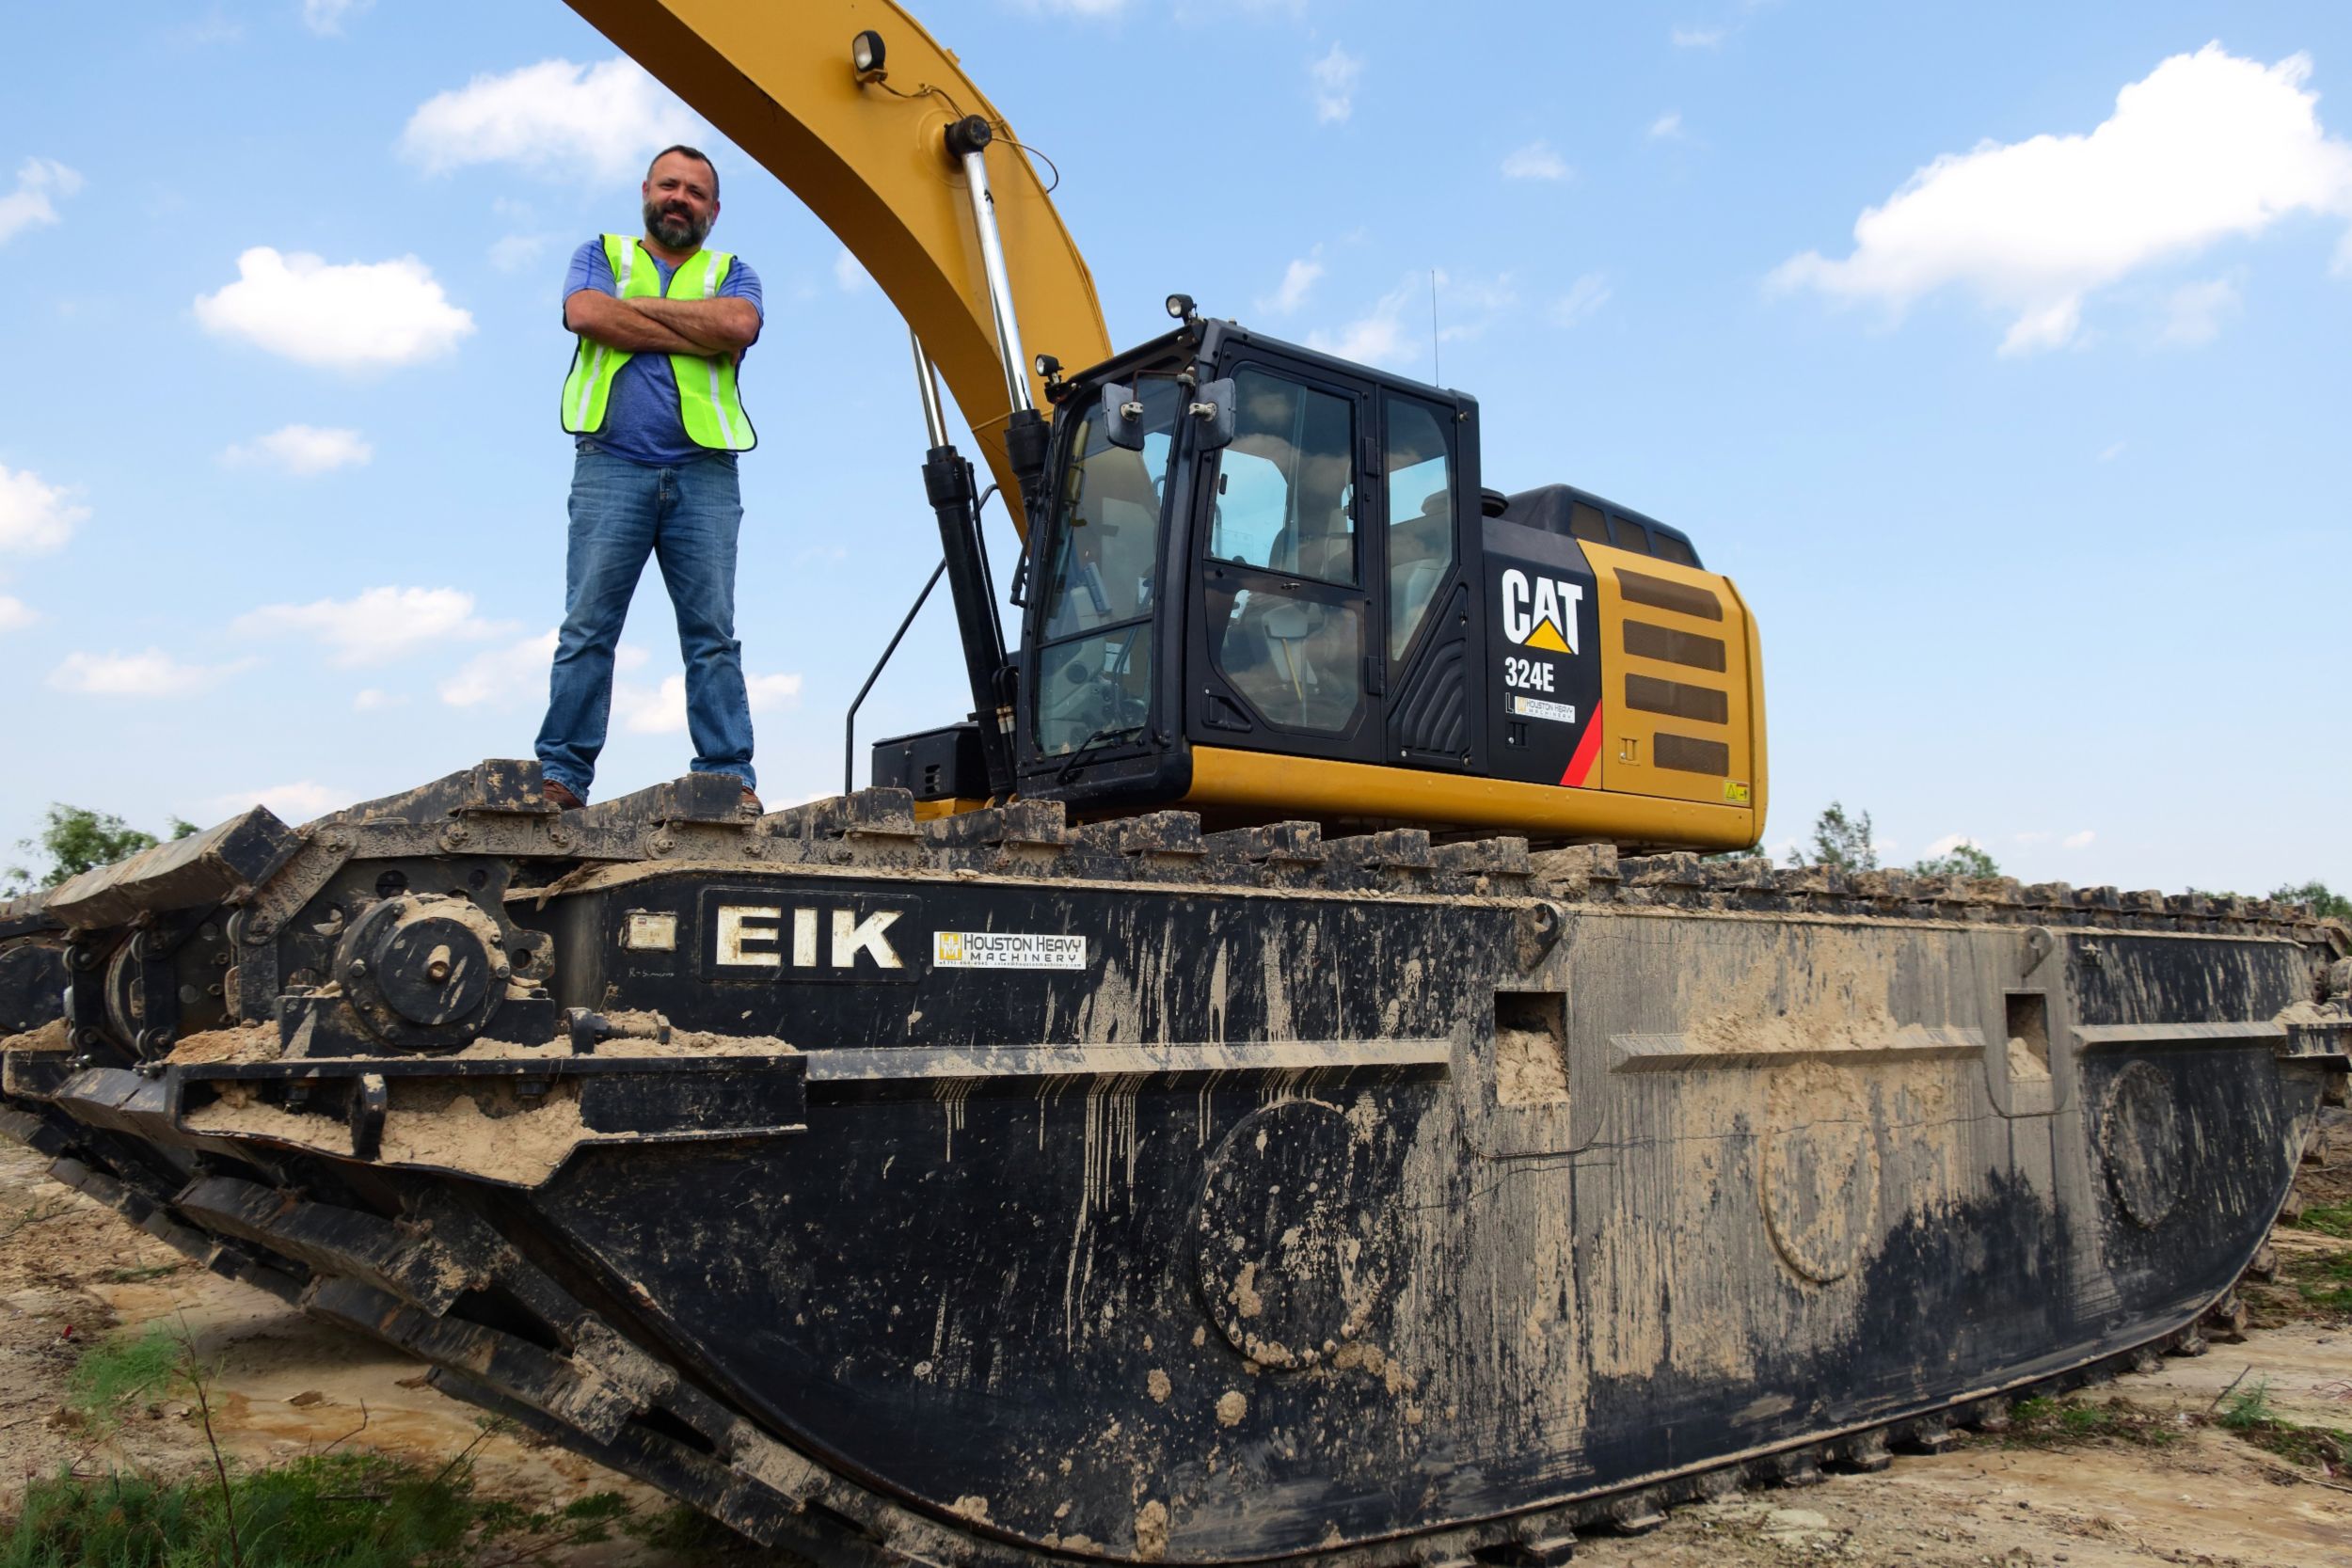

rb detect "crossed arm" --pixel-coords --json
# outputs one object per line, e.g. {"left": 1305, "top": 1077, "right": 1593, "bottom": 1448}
{"left": 564, "top": 291, "right": 761, "bottom": 358}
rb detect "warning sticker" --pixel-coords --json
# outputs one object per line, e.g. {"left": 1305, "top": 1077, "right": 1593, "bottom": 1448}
{"left": 933, "top": 930, "right": 1088, "bottom": 970}
{"left": 1509, "top": 694, "right": 1579, "bottom": 724}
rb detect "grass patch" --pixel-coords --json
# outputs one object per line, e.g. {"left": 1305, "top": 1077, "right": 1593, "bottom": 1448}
{"left": 21, "top": 1324, "right": 675, "bottom": 1566}
{"left": 0, "top": 1450, "right": 637, "bottom": 1568}
{"left": 2217, "top": 1376, "right": 2276, "bottom": 1430}
{"left": 1993, "top": 1394, "right": 2184, "bottom": 1449}
{"left": 2296, "top": 1251, "right": 2352, "bottom": 1314}
{"left": 1999, "top": 1378, "right": 2351, "bottom": 1479}
{"left": 2243, "top": 1243, "right": 2352, "bottom": 1328}
{"left": 0, "top": 1196, "right": 72, "bottom": 1242}
{"left": 2290, "top": 1200, "right": 2352, "bottom": 1240}
{"left": 66, "top": 1327, "right": 185, "bottom": 1425}
{"left": 2234, "top": 1419, "right": 2351, "bottom": 1470}
{"left": 2210, "top": 1377, "right": 2352, "bottom": 1474}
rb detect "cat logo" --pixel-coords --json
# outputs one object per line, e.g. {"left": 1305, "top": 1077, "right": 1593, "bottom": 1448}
{"left": 1500, "top": 568, "right": 1582, "bottom": 655}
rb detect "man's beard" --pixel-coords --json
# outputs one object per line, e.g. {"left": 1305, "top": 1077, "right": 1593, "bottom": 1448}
{"left": 644, "top": 198, "right": 711, "bottom": 250}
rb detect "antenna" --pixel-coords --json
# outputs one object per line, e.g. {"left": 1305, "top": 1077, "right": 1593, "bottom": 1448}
{"left": 1429, "top": 268, "right": 1441, "bottom": 385}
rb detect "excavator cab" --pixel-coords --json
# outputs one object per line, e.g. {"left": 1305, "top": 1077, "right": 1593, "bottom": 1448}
{"left": 904, "top": 316, "right": 1766, "bottom": 851}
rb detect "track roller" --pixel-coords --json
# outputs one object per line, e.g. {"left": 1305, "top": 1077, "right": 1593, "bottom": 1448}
{"left": 2201, "top": 1293, "right": 2249, "bottom": 1343}
{"left": 1825, "top": 1432, "right": 1893, "bottom": 1474}
{"left": 1893, "top": 1418, "right": 1957, "bottom": 1455}
{"left": 1601, "top": 1492, "right": 1668, "bottom": 1534}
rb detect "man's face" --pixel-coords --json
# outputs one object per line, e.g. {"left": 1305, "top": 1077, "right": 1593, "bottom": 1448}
{"left": 642, "top": 152, "right": 718, "bottom": 250}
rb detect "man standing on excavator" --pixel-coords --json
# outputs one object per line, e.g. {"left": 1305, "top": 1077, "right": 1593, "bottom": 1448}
{"left": 537, "top": 144, "right": 765, "bottom": 814}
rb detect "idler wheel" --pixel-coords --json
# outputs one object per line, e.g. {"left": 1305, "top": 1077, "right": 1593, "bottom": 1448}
{"left": 335, "top": 894, "right": 507, "bottom": 1052}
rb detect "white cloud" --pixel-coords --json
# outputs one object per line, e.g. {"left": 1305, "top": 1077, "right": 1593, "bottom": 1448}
{"left": 221, "top": 423, "right": 373, "bottom": 475}
{"left": 0, "top": 594, "right": 38, "bottom": 633}
{"left": 172, "top": 9, "right": 244, "bottom": 46}
{"left": 0, "top": 158, "right": 83, "bottom": 247}
{"left": 49, "top": 649, "right": 246, "bottom": 698}
{"left": 352, "top": 688, "right": 408, "bottom": 712}
{"left": 1434, "top": 271, "right": 1519, "bottom": 344}
{"left": 1258, "top": 253, "right": 1325, "bottom": 316}
{"left": 1772, "top": 45, "right": 2352, "bottom": 355}
{"left": 2063, "top": 829, "right": 2096, "bottom": 849}
{"left": 1549, "top": 272, "right": 1613, "bottom": 328}
{"left": 1649, "top": 111, "right": 1685, "bottom": 141}
{"left": 1308, "top": 277, "right": 1419, "bottom": 368}
{"left": 1309, "top": 44, "right": 1363, "bottom": 124}
{"left": 440, "top": 629, "right": 556, "bottom": 707}
{"left": 833, "top": 247, "right": 871, "bottom": 293}
{"left": 616, "top": 675, "right": 686, "bottom": 735}
{"left": 300, "top": 0, "right": 372, "bottom": 36}
{"left": 488, "top": 233, "right": 552, "bottom": 274}
{"left": 205, "top": 782, "right": 346, "bottom": 822}
{"left": 0, "top": 464, "right": 88, "bottom": 554}
{"left": 196, "top": 248, "right": 475, "bottom": 371}
{"left": 1311, "top": 270, "right": 1517, "bottom": 368}
{"left": 618, "top": 669, "right": 801, "bottom": 735}
{"left": 2159, "top": 275, "right": 2240, "bottom": 344}
{"left": 234, "top": 585, "right": 507, "bottom": 667}
{"left": 2097, "top": 439, "right": 2128, "bottom": 462}
{"left": 749, "top": 672, "right": 803, "bottom": 711}
{"left": 400, "top": 58, "right": 701, "bottom": 183}
{"left": 1502, "top": 141, "right": 1572, "bottom": 182}
{"left": 1923, "top": 833, "right": 1983, "bottom": 858}
{"left": 1671, "top": 25, "right": 1725, "bottom": 48}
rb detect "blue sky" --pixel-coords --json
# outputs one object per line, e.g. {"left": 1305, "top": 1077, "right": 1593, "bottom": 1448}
{"left": 2, "top": 0, "right": 2346, "bottom": 896}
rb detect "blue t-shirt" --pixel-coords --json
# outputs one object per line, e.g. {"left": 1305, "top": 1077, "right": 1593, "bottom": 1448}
{"left": 564, "top": 238, "right": 764, "bottom": 467}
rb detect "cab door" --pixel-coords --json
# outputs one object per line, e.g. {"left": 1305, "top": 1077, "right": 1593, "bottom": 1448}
{"left": 1379, "top": 391, "right": 1480, "bottom": 771}
{"left": 1186, "top": 357, "right": 1384, "bottom": 765}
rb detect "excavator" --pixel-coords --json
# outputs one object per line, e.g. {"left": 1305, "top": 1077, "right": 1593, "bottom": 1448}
{"left": 1, "top": 3, "right": 2344, "bottom": 1563}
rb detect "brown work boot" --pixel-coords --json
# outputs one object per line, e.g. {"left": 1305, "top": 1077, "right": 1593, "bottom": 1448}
{"left": 739, "top": 785, "right": 762, "bottom": 816}
{"left": 545, "top": 780, "right": 585, "bottom": 812}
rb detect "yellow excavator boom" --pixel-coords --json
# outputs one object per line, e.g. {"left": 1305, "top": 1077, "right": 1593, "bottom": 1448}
{"left": 562, "top": 0, "right": 1114, "bottom": 517}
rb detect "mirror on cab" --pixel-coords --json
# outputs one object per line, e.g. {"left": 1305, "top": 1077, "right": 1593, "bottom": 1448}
{"left": 1102, "top": 383, "right": 1146, "bottom": 451}
{"left": 1190, "top": 377, "right": 1236, "bottom": 451}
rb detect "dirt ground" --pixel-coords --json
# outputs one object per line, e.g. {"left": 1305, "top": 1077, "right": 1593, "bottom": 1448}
{"left": 3, "top": 1136, "right": 2348, "bottom": 1567}
{"left": 1575, "top": 1324, "right": 2352, "bottom": 1568}
{"left": 0, "top": 1139, "right": 676, "bottom": 1563}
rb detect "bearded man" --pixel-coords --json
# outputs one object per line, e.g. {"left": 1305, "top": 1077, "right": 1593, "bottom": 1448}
{"left": 537, "top": 144, "right": 765, "bottom": 813}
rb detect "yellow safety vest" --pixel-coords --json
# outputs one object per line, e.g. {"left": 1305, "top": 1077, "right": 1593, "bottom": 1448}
{"left": 559, "top": 234, "right": 755, "bottom": 452}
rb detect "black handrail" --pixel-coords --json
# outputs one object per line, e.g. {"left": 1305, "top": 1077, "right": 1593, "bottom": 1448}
{"left": 843, "top": 561, "right": 946, "bottom": 798}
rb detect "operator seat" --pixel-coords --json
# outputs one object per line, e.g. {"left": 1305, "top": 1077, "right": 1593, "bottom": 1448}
{"left": 1388, "top": 487, "right": 1452, "bottom": 658}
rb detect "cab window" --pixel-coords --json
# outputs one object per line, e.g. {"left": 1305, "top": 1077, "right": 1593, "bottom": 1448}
{"left": 1207, "top": 370, "right": 1357, "bottom": 586}
{"left": 1382, "top": 397, "right": 1454, "bottom": 663}
{"left": 1032, "top": 380, "right": 1180, "bottom": 755}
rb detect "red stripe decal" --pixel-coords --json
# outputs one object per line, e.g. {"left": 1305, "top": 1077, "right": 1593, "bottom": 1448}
{"left": 1561, "top": 702, "right": 1605, "bottom": 788}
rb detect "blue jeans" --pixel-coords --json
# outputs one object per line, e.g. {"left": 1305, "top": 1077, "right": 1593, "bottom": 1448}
{"left": 535, "top": 448, "right": 755, "bottom": 799}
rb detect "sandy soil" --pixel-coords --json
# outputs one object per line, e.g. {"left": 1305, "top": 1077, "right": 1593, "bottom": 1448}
{"left": 3, "top": 1136, "right": 2348, "bottom": 1567}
